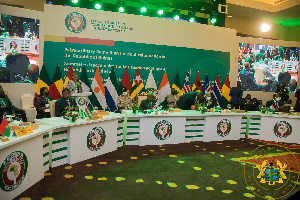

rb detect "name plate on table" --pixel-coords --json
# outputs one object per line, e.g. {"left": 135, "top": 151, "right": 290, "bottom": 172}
{"left": 14, "top": 126, "right": 33, "bottom": 137}
{"left": 158, "top": 111, "right": 170, "bottom": 115}
{"left": 222, "top": 110, "right": 231, "bottom": 114}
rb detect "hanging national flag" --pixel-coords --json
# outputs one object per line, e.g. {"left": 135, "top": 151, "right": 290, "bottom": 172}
{"left": 49, "top": 63, "right": 64, "bottom": 100}
{"left": 182, "top": 71, "right": 192, "bottom": 94}
{"left": 172, "top": 70, "right": 183, "bottom": 96}
{"left": 221, "top": 74, "right": 231, "bottom": 109}
{"left": 131, "top": 68, "right": 144, "bottom": 100}
{"left": 80, "top": 65, "right": 101, "bottom": 110}
{"left": 158, "top": 69, "right": 171, "bottom": 104}
{"left": 203, "top": 72, "right": 211, "bottom": 93}
{"left": 91, "top": 66, "right": 107, "bottom": 110}
{"left": 0, "top": 117, "right": 8, "bottom": 136}
{"left": 34, "top": 63, "right": 51, "bottom": 99}
{"left": 120, "top": 68, "right": 131, "bottom": 95}
{"left": 64, "top": 64, "right": 74, "bottom": 87}
{"left": 211, "top": 74, "right": 223, "bottom": 108}
{"left": 105, "top": 67, "right": 119, "bottom": 112}
{"left": 145, "top": 70, "right": 157, "bottom": 90}
{"left": 192, "top": 71, "right": 202, "bottom": 92}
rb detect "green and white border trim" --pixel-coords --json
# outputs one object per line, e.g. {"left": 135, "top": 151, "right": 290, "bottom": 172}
{"left": 240, "top": 116, "right": 247, "bottom": 138}
{"left": 185, "top": 117, "right": 205, "bottom": 142}
{"left": 117, "top": 120, "right": 124, "bottom": 147}
{"left": 248, "top": 116, "right": 261, "bottom": 139}
{"left": 43, "top": 133, "right": 50, "bottom": 172}
{"left": 126, "top": 118, "right": 140, "bottom": 145}
{"left": 51, "top": 129, "right": 68, "bottom": 168}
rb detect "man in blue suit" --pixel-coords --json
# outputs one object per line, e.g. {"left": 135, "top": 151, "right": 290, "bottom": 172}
{"left": 55, "top": 88, "right": 77, "bottom": 117}
{"left": 229, "top": 82, "right": 243, "bottom": 109}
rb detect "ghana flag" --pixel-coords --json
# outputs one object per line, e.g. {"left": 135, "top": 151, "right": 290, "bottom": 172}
{"left": 172, "top": 71, "right": 183, "bottom": 96}
{"left": 222, "top": 74, "right": 231, "bottom": 109}
{"left": 64, "top": 64, "right": 74, "bottom": 87}
{"left": 49, "top": 63, "right": 64, "bottom": 100}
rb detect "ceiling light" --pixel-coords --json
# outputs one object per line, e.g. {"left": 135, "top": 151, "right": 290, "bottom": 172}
{"left": 261, "top": 23, "right": 271, "bottom": 32}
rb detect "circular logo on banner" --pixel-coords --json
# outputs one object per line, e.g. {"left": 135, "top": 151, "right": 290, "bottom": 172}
{"left": 87, "top": 127, "right": 106, "bottom": 151}
{"left": 0, "top": 151, "right": 28, "bottom": 191}
{"left": 154, "top": 120, "right": 172, "bottom": 140}
{"left": 65, "top": 12, "right": 86, "bottom": 33}
{"left": 78, "top": 98, "right": 86, "bottom": 106}
{"left": 274, "top": 121, "right": 292, "bottom": 138}
{"left": 217, "top": 119, "right": 231, "bottom": 137}
{"left": 10, "top": 41, "right": 17, "bottom": 49}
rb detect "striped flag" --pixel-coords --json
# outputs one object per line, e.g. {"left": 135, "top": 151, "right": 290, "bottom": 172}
{"left": 221, "top": 74, "right": 231, "bottom": 109}
{"left": 35, "top": 63, "right": 51, "bottom": 99}
{"left": 0, "top": 117, "right": 8, "bottom": 136}
{"left": 64, "top": 64, "right": 74, "bottom": 87}
{"left": 172, "top": 71, "right": 183, "bottom": 96}
{"left": 49, "top": 63, "right": 64, "bottom": 100}
{"left": 105, "top": 67, "right": 118, "bottom": 111}
{"left": 131, "top": 68, "right": 144, "bottom": 100}
{"left": 212, "top": 74, "right": 223, "bottom": 108}
{"left": 182, "top": 71, "right": 192, "bottom": 94}
{"left": 120, "top": 68, "right": 131, "bottom": 95}
{"left": 192, "top": 71, "right": 202, "bottom": 92}
{"left": 203, "top": 72, "right": 211, "bottom": 93}
{"left": 91, "top": 66, "right": 107, "bottom": 110}
{"left": 80, "top": 65, "right": 101, "bottom": 110}
{"left": 145, "top": 70, "right": 157, "bottom": 90}
{"left": 158, "top": 70, "right": 171, "bottom": 104}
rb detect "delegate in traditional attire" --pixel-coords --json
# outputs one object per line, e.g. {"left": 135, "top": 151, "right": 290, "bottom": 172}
{"left": 65, "top": 73, "right": 82, "bottom": 95}
{"left": 117, "top": 88, "right": 132, "bottom": 111}
{"left": 167, "top": 88, "right": 179, "bottom": 108}
{"left": 36, "top": 87, "right": 52, "bottom": 119}
{"left": 55, "top": 88, "right": 77, "bottom": 117}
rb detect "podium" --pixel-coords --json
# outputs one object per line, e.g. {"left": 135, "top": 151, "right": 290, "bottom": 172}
{"left": 72, "top": 92, "right": 92, "bottom": 111}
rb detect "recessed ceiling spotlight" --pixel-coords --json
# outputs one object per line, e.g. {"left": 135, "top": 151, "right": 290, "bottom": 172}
{"left": 261, "top": 23, "right": 271, "bottom": 32}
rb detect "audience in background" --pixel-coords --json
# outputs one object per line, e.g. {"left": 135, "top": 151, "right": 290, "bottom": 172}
{"left": 36, "top": 87, "right": 52, "bottom": 119}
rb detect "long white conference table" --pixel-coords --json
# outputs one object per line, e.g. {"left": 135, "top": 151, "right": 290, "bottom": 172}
{"left": 1, "top": 111, "right": 299, "bottom": 199}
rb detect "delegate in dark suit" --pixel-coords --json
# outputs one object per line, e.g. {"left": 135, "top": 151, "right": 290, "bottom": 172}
{"left": 229, "top": 82, "right": 243, "bottom": 109}
{"left": 55, "top": 88, "right": 77, "bottom": 117}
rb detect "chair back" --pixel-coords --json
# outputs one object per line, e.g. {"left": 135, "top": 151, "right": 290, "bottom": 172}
{"left": 21, "top": 94, "right": 34, "bottom": 110}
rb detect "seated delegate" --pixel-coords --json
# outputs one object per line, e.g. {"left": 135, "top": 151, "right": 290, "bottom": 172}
{"left": 0, "top": 85, "right": 27, "bottom": 122}
{"left": 36, "top": 87, "right": 52, "bottom": 119}
{"left": 55, "top": 88, "right": 77, "bottom": 117}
